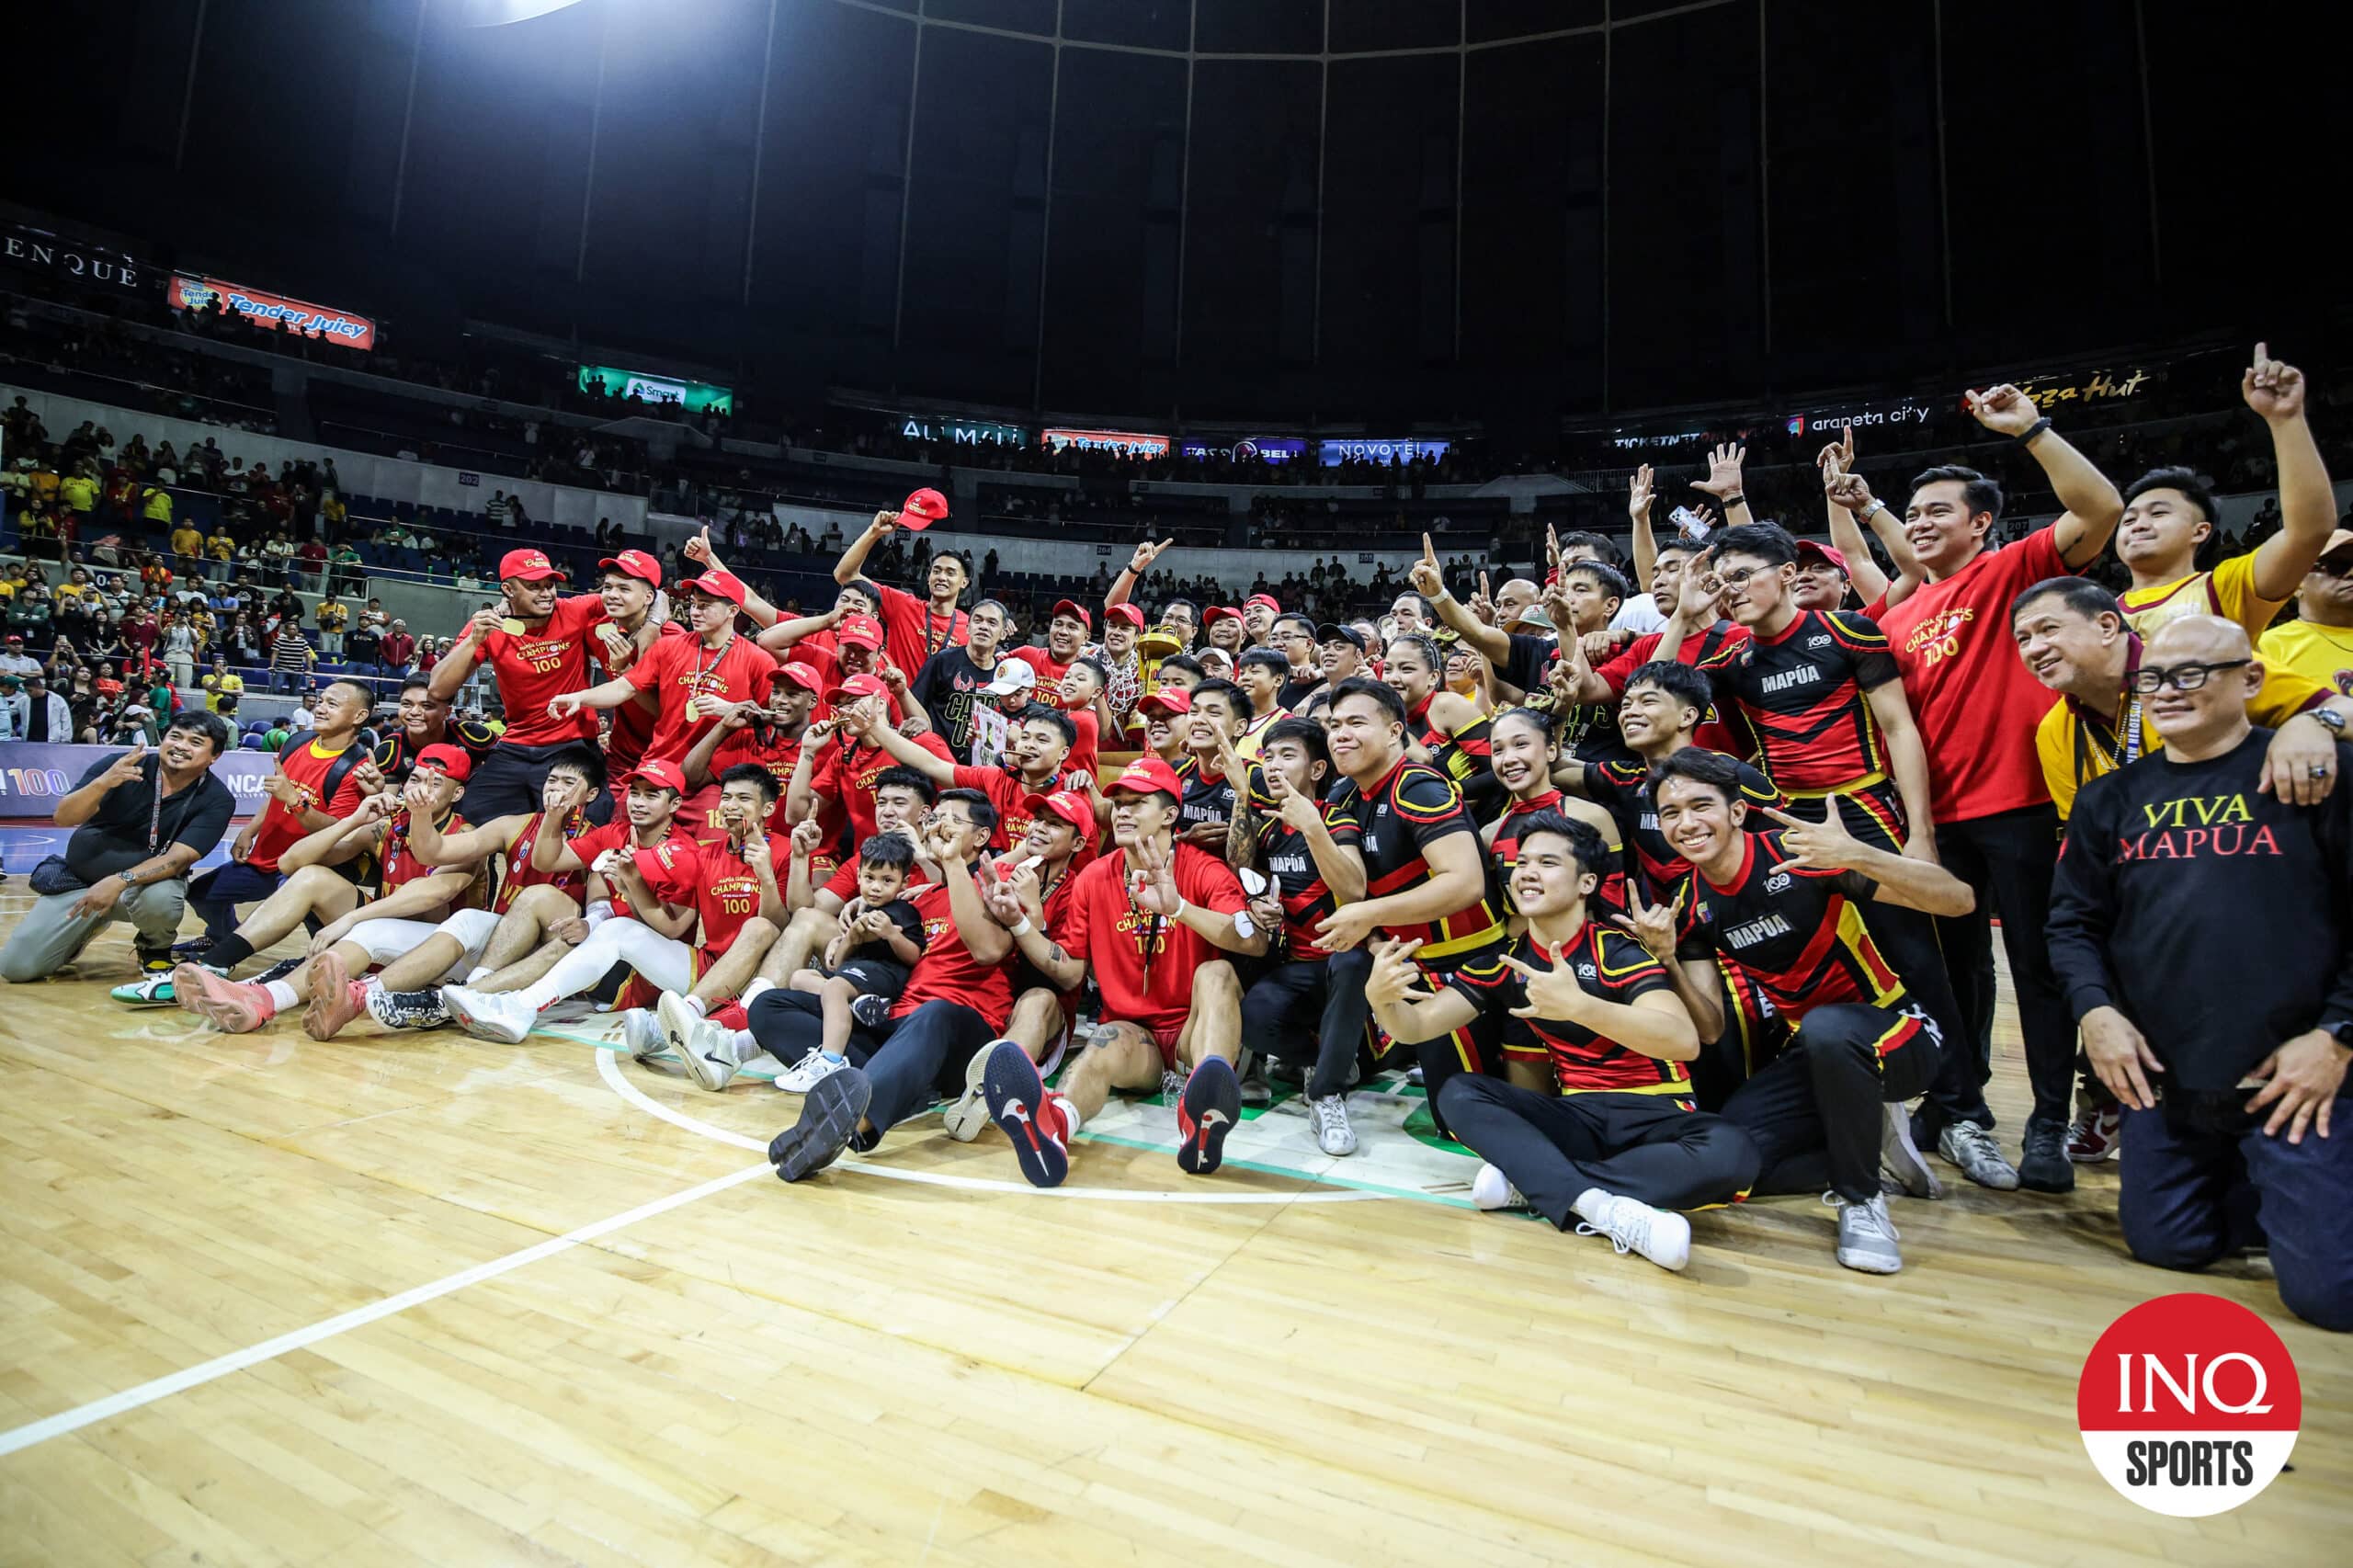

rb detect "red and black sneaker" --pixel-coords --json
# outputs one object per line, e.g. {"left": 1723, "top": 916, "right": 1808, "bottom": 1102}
{"left": 982, "top": 1039, "right": 1069, "bottom": 1188}
{"left": 1176, "top": 1055, "right": 1241, "bottom": 1176}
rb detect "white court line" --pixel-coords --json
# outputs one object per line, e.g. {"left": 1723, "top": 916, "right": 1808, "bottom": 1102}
{"left": 596, "top": 1047, "right": 1387, "bottom": 1206}
{"left": 0, "top": 1162, "right": 772, "bottom": 1460}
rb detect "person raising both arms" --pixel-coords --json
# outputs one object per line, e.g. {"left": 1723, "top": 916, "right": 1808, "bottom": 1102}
{"left": 1365, "top": 814, "right": 1760, "bottom": 1274}
{"left": 1848, "top": 381, "right": 2127, "bottom": 1194}
{"left": 830, "top": 493, "right": 971, "bottom": 663}
{"left": 432, "top": 549, "right": 619, "bottom": 822}
{"left": 2112, "top": 345, "right": 2336, "bottom": 643}
{"left": 974, "top": 756, "right": 1267, "bottom": 1187}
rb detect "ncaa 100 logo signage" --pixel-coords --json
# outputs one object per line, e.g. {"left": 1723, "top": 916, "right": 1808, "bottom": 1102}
{"left": 0, "top": 763, "right": 76, "bottom": 798}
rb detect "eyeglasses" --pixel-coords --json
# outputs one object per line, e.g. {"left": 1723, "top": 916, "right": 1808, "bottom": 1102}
{"left": 2129, "top": 658, "right": 2251, "bottom": 694}
{"left": 1716, "top": 564, "right": 1772, "bottom": 587}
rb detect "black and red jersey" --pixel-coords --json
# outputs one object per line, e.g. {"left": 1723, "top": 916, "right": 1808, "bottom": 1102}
{"left": 1173, "top": 754, "right": 1238, "bottom": 836}
{"left": 496, "top": 809, "right": 589, "bottom": 914}
{"left": 1582, "top": 752, "right": 1781, "bottom": 900}
{"left": 1325, "top": 756, "right": 1504, "bottom": 969}
{"left": 1669, "top": 828, "right": 1907, "bottom": 1028}
{"left": 1250, "top": 778, "right": 1365, "bottom": 955}
{"left": 1594, "top": 620, "right": 1754, "bottom": 758}
{"left": 1490, "top": 790, "right": 1627, "bottom": 915}
{"left": 1446, "top": 925, "right": 1692, "bottom": 1096}
{"left": 1711, "top": 608, "right": 1900, "bottom": 796}
{"left": 380, "top": 810, "right": 488, "bottom": 914}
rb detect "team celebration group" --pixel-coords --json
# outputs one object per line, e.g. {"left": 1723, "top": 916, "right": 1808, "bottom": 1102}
{"left": 8, "top": 352, "right": 2349, "bottom": 1328}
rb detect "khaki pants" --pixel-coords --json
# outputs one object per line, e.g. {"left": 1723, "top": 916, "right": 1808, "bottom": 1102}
{"left": 0, "top": 879, "right": 188, "bottom": 983}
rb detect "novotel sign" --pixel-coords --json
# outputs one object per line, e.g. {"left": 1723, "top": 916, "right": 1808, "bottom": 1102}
{"left": 168, "top": 274, "right": 378, "bottom": 350}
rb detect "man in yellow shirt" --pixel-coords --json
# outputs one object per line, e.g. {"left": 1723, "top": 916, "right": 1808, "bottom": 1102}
{"left": 2258, "top": 528, "right": 2353, "bottom": 699}
{"left": 200, "top": 658, "right": 245, "bottom": 712}
{"left": 2014, "top": 576, "right": 2349, "bottom": 822}
{"left": 2113, "top": 345, "right": 2335, "bottom": 642}
{"left": 207, "top": 528, "right": 235, "bottom": 563}
{"left": 143, "top": 485, "right": 176, "bottom": 529}
{"left": 171, "top": 521, "right": 204, "bottom": 561}
{"left": 58, "top": 472, "right": 97, "bottom": 518}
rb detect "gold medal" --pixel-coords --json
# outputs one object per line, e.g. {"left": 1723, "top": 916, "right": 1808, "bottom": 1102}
{"left": 685, "top": 699, "right": 702, "bottom": 722}
{"left": 500, "top": 618, "right": 526, "bottom": 635}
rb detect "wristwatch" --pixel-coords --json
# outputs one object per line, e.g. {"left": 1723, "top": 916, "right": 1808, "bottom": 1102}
{"left": 2302, "top": 707, "right": 2346, "bottom": 736}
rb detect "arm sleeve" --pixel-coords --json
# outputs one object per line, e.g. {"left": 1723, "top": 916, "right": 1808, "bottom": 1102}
{"left": 2045, "top": 784, "right": 2124, "bottom": 1023}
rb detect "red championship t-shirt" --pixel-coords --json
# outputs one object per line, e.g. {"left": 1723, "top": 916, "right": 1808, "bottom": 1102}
{"left": 1002, "top": 644, "right": 1073, "bottom": 687}
{"left": 1063, "top": 843, "right": 1247, "bottom": 1040}
{"left": 949, "top": 764, "right": 1062, "bottom": 851}
{"left": 1872, "top": 528, "right": 2066, "bottom": 824}
{"left": 811, "top": 731, "right": 954, "bottom": 848}
{"left": 1062, "top": 705, "right": 1099, "bottom": 780}
{"left": 876, "top": 583, "right": 970, "bottom": 668}
{"left": 893, "top": 875, "right": 1012, "bottom": 1030}
{"left": 473, "top": 594, "right": 610, "bottom": 746}
{"left": 246, "top": 737, "right": 369, "bottom": 872}
{"left": 571, "top": 820, "right": 696, "bottom": 919}
{"left": 597, "top": 618, "right": 688, "bottom": 772}
{"left": 710, "top": 720, "right": 809, "bottom": 796}
{"left": 626, "top": 631, "right": 780, "bottom": 766}
{"left": 641, "top": 835, "right": 790, "bottom": 960}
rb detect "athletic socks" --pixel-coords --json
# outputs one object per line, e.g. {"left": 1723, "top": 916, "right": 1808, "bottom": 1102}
{"left": 206, "top": 934, "right": 256, "bottom": 971}
{"left": 263, "top": 980, "right": 301, "bottom": 1014}
{"left": 464, "top": 967, "right": 492, "bottom": 984}
{"left": 1051, "top": 1093, "right": 1082, "bottom": 1139}
{"left": 739, "top": 977, "right": 775, "bottom": 1009}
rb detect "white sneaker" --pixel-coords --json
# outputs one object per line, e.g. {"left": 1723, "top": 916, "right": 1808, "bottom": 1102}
{"left": 1574, "top": 1192, "right": 1692, "bottom": 1273}
{"left": 941, "top": 1041, "right": 998, "bottom": 1142}
{"left": 657, "top": 992, "right": 737, "bottom": 1092}
{"left": 1470, "top": 1163, "right": 1526, "bottom": 1211}
{"left": 1828, "top": 1191, "right": 1904, "bottom": 1275}
{"left": 1880, "top": 1102, "right": 1943, "bottom": 1199}
{"left": 776, "top": 1049, "right": 850, "bottom": 1094}
{"left": 1938, "top": 1119, "right": 2021, "bottom": 1191}
{"left": 1306, "top": 1094, "right": 1357, "bottom": 1156}
{"left": 620, "top": 1007, "right": 664, "bottom": 1063}
{"left": 439, "top": 985, "right": 536, "bottom": 1045}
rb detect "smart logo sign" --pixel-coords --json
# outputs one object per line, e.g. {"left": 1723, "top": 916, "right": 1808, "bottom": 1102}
{"left": 577, "top": 365, "right": 733, "bottom": 415}
{"left": 168, "top": 274, "right": 377, "bottom": 349}
{"left": 2076, "top": 1293, "right": 2300, "bottom": 1517}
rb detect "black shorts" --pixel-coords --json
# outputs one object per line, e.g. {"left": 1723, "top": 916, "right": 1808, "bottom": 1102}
{"left": 829, "top": 954, "right": 911, "bottom": 1000}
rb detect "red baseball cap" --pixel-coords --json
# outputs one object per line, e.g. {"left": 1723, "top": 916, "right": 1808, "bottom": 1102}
{"left": 1051, "top": 598, "right": 1093, "bottom": 630}
{"left": 835, "top": 613, "right": 885, "bottom": 651}
{"left": 1793, "top": 540, "right": 1849, "bottom": 576}
{"left": 1139, "top": 687, "right": 1192, "bottom": 719}
{"left": 680, "top": 569, "right": 746, "bottom": 608}
{"left": 499, "top": 548, "right": 566, "bottom": 583}
{"left": 413, "top": 743, "right": 473, "bottom": 782}
{"left": 1108, "top": 756, "right": 1184, "bottom": 801}
{"left": 770, "top": 661, "right": 823, "bottom": 693}
{"left": 1202, "top": 606, "right": 1243, "bottom": 628}
{"left": 828, "top": 672, "right": 889, "bottom": 704}
{"left": 898, "top": 488, "right": 949, "bottom": 530}
{"left": 624, "top": 758, "right": 688, "bottom": 795}
{"left": 1104, "top": 603, "right": 1145, "bottom": 630}
{"left": 598, "top": 549, "right": 662, "bottom": 587}
{"left": 1243, "top": 594, "right": 1280, "bottom": 613}
{"left": 1039, "top": 790, "right": 1097, "bottom": 845}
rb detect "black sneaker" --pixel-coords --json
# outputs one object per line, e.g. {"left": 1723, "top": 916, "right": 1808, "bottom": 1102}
{"left": 133, "top": 942, "right": 176, "bottom": 975}
{"left": 251, "top": 955, "right": 305, "bottom": 985}
{"left": 848, "top": 992, "right": 892, "bottom": 1030}
{"left": 2018, "top": 1117, "right": 2075, "bottom": 1193}
{"left": 770, "top": 1068, "right": 873, "bottom": 1182}
{"left": 169, "top": 937, "right": 216, "bottom": 963}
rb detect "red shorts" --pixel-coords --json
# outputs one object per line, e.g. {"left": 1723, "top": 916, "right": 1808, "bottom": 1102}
{"left": 1101, "top": 1012, "right": 1186, "bottom": 1070}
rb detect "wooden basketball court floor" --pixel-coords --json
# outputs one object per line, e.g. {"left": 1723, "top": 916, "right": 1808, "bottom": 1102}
{"left": 0, "top": 884, "right": 2342, "bottom": 1565}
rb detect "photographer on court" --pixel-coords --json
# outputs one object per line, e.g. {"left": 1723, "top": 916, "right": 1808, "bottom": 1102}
{"left": 0, "top": 710, "right": 236, "bottom": 983}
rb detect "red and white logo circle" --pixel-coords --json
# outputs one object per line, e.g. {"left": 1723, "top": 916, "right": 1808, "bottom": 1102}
{"left": 2078, "top": 1293, "right": 2301, "bottom": 1517}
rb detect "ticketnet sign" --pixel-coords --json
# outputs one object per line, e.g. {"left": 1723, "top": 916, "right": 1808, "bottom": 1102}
{"left": 1042, "top": 426, "right": 1170, "bottom": 458}
{"left": 168, "top": 274, "right": 377, "bottom": 349}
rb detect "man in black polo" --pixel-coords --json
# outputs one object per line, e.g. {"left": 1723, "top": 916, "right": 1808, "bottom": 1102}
{"left": 2049, "top": 615, "right": 2353, "bottom": 1332}
{"left": 0, "top": 710, "right": 236, "bottom": 981}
